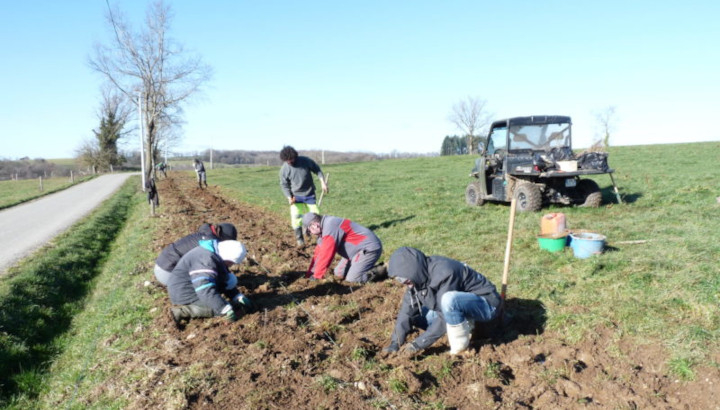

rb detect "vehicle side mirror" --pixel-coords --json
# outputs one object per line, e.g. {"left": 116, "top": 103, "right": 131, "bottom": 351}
{"left": 477, "top": 142, "right": 485, "bottom": 155}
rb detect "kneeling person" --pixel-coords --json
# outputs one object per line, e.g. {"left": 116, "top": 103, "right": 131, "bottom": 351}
{"left": 303, "top": 212, "right": 386, "bottom": 283}
{"left": 167, "top": 239, "right": 253, "bottom": 325}
{"left": 384, "top": 247, "right": 501, "bottom": 355}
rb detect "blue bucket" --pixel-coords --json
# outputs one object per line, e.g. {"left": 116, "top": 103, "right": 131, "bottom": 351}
{"left": 566, "top": 229, "right": 594, "bottom": 247}
{"left": 569, "top": 232, "right": 606, "bottom": 259}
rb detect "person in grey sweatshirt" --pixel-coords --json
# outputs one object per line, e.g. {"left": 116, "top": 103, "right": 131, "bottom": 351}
{"left": 278, "top": 146, "right": 327, "bottom": 247}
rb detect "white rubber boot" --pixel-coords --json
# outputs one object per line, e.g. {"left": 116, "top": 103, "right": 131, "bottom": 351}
{"left": 446, "top": 320, "right": 472, "bottom": 354}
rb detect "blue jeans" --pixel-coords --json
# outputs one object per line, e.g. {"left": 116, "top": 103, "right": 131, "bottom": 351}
{"left": 441, "top": 291, "right": 497, "bottom": 325}
{"left": 413, "top": 292, "right": 497, "bottom": 328}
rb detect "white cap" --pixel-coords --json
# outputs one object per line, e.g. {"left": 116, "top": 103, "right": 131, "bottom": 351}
{"left": 217, "top": 240, "right": 247, "bottom": 264}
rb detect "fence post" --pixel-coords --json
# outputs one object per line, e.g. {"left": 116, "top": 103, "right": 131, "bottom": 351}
{"left": 70, "top": 170, "right": 74, "bottom": 183}
{"left": 39, "top": 176, "right": 43, "bottom": 192}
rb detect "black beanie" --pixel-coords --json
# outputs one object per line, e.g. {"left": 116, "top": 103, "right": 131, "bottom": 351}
{"left": 217, "top": 223, "right": 237, "bottom": 241}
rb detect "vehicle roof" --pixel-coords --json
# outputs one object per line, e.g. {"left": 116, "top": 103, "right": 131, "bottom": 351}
{"left": 490, "top": 115, "right": 572, "bottom": 128}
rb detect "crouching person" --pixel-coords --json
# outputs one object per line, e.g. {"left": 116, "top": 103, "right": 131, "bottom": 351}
{"left": 302, "top": 212, "right": 387, "bottom": 284}
{"left": 167, "top": 239, "right": 254, "bottom": 326}
{"left": 154, "top": 222, "right": 237, "bottom": 286}
{"left": 383, "top": 247, "right": 501, "bottom": 355}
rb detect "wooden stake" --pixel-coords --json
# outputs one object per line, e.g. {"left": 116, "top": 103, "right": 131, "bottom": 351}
{"left": 501, "top": 197, "right": 517, "bottom": 300}
{"left": 318, "top": 172, "right": 330, "bottom": 207}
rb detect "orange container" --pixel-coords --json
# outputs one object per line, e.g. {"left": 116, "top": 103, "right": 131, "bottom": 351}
{"left": 541, "top": 213, "right": 566, "bottom": 235}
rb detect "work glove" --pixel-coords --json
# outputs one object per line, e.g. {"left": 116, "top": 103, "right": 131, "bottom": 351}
{"left": 399, "top": 342, "right": 421, "bottom": 357}
{"left": 383, "top": 342, "right": 399, "bottom": 353}
{"left": 232, "top": 295, "right": 254, "bottom": 313}
{"left": 221, "top": 304, "right": 238, "bottom": 322}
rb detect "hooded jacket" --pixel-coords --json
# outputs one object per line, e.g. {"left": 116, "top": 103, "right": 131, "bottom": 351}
{"left": 166, "top": 240, "right": 241, "bottom": 315}
{"left": 156, "top": 223, "right": 221, "bottom": 272}
{"left": 388, "top": 247, "right": 500, "bottom": 350}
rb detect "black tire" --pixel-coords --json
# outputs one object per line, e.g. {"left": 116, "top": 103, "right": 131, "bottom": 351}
{"left": 577, "top": 179, "right": 602, "bottom": 207}
{"left": 465, "top": 182, "right": 485, "bottom": 206}
{"left": 513, "top": 183, "right": 542, "bottom": 212}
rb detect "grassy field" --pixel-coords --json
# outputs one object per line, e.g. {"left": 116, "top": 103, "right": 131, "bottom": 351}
{"left": 212, "top": 142, "right": 720, "bottom": 372}
{"left": 0, "top": 175, "right": 94, "bottom": 210}
{"left": 0, "top": 142, "right": 718, "bottom": 407}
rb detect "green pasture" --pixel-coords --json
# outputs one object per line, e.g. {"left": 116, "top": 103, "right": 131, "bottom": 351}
{"left": 0, "top": 175, "right": 94, "bottom": 210}
{"left": 211, "top": 142, "right": 720, "bottom": 372}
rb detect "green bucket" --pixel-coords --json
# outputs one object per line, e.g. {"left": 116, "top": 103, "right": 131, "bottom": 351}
{"left": 537, "top": 233, "right": 567, "bottom": 252}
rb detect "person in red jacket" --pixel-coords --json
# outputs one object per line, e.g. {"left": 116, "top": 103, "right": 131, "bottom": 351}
{"left": 302, "top": 212, "right": 387, "bottom": 283}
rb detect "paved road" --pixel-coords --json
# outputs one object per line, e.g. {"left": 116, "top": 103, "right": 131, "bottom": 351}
{"left": 0, "top": 173, "right": 138, "bottom": 274}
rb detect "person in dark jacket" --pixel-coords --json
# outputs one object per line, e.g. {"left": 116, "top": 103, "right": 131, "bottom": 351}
{"left": 302, "top": 212, "right": 386, "bottom": 283}
{"left": 167, "top": 239, "right": 254, "bottom": 325}
{"left": 279, "top": 146, "right": 328, "bottom": 247}
{"left": 194, "top": 159, "right": 207, "bottom": 188}
{"left": 383, "top": 247, "right": 501, "bottom": 355}
{"left": 154, "top": 223, "right": 237, "bottom": 286}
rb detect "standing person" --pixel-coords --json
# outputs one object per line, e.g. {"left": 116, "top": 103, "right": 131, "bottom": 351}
{"left": 154, "top": 223, "right": 237, "bottom": 286}
{"left": 383, "top": 247, "right": 502, "bottom": 355}
{"left": 194, "top": 158, "right": 207, "bottom": 188}
{"left": 167, "top": 239, "right": 254, "bottom": 325}
{"left": 278, "top": 146, "right": 328, "bottom": 247}
{"left": 302, "top": 212, "right": 386, "bottom": 283}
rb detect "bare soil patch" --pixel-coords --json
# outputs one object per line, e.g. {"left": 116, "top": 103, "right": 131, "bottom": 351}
{"left": 105, "top": 172, "right": 718, "bottom": 409}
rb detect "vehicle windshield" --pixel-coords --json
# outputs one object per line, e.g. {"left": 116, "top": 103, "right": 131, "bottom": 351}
{"left": 508, "top": 122, "right": 571, "bottom": 151}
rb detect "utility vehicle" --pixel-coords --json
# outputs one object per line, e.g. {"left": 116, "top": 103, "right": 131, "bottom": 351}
{"left": 465, "top": 115, "right": 619, "bottom": 212}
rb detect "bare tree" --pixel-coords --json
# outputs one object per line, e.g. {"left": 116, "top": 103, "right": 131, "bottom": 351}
{"left": 595, "top": 105, "right": 618, "bottom": 149}
{"left": 448, "top": 97, "right": 492, "bottom": 154}
{"left": 89, "top": 0, "right": 212, "bottom": 181}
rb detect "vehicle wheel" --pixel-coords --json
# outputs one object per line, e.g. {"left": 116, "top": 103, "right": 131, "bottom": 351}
{"left": 513, "top": 183, "right": 542, "bottom": 212}
{"left": 577, "top": 179, "right": 602, "bottom": 207}
{"left": 465, "top": 182, "right": 485, "bottom": 206}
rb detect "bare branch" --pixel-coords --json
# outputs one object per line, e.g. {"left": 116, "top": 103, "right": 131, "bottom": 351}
{"left": 89, "top": 0, "right": 212, "bottom": 180}
{"left": 448, "top": 96, "right": 492, "bottom": 154}
{"left": 594, "top": 105, "right": 618, "bottom": 148}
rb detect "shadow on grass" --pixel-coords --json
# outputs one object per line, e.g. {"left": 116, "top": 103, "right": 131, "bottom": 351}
{"left": 602, "top": 186, "right": 642, "bottom": 204}
{"left": 367, "top": 215, "right": 415, "bottom": 231}
{"left": 0, "top": 183, "right": 135, "bottom": 403}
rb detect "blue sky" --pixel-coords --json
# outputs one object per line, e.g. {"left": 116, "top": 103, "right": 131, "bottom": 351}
{"left": 1, "top": 1, "right": 718, "bottom": 159}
